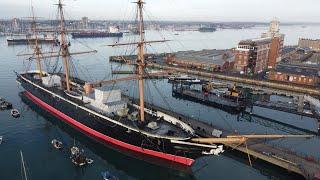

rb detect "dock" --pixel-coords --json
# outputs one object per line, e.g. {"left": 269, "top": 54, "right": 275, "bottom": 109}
{"left": 136, "top": 99, "right": 320, "bottom": 179}
{"left": 147, "top": 63, "right": 320, "bottom": 97}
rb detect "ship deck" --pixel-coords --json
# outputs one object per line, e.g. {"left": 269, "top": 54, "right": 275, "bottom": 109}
{"left": 21, "top": 72, "right": 191, "bottom": 139}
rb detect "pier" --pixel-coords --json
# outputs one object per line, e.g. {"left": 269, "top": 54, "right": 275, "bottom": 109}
{"left": 137, "top": 99, "right": 320, "bottom": 179}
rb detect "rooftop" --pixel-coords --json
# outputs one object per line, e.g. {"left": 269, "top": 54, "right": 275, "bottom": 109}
{"left": 238, "top": 37, "right": 272, "bottom": 46}
{"left": 275, "top": 63, "right": 320, "bottom": 76}
{"left": 174, "top": 49, "right": 235, "bottom": 65}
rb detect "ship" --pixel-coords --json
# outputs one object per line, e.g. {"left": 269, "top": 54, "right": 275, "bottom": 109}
{"left": 16, "top": 0, "right": 227, "bottom": 168}
{"left": 168, "top": 74, "right": 202, "bottom": 84}
{"left": 15, "top": 0, "right": 311, "bottom": 170}
{"left": 7, "top": 34, "right": 59, "bottom": 45}
{"left": 172, "top": 82, "right": 246, "bottom": 112}
{"left": 71, "top": 27, "right": 123, "bottom": 38}
{"left": 198, "top": 27, "right": 216, "bottom": 32}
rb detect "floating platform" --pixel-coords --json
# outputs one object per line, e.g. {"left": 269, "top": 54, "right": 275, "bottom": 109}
{"left": 172, "top": 87, "right": 246, "bottom": 112}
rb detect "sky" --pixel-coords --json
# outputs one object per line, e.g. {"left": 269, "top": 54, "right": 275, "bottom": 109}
{"left": 1, "top": 0, "right": 320, "bottom": 23}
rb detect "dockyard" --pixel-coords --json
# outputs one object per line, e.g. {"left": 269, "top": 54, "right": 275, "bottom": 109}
{"left": 1, "top": 0, "right": 320, "bottom": 179}
{"left": 109, "top": 49, "right": 320, "bottom": 179}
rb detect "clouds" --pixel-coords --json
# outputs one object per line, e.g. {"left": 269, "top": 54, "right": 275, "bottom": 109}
{"left": 1, "top": 0, "right": 320, "bottom": 22}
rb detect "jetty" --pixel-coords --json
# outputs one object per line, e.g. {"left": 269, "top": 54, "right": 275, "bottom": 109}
{"left": 137, "top": 99, "right": 320, "bottom": 179}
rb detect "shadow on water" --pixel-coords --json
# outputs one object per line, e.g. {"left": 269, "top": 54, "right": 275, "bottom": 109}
{"left": 19, "top": 92, "right": 195, "bottom": 180}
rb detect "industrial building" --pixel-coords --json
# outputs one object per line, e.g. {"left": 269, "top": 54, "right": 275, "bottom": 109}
{"left": 234, "top": 38, "right": 272, "bottom": 74}
{"left": 298, "top": 38, "right": 320, "bottom": 52}
{"left": 268, "top": 63, "right": 320, "bottom": 86}
{"left": 165, "top": 49, "right": 235, "bottom": 72}
{"left": 234, "top": 19, "right": 284, "bottom": 74}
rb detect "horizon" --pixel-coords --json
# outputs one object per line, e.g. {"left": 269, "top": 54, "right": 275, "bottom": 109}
{"left": 1, "top": 0, "right": 320, "bottom": 23}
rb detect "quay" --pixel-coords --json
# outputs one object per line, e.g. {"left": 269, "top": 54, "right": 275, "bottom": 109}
{"left": 109, "top": 54, "right": 320, "bottom": 97}
{"left": 134, "top": 99, "right": 320, "bottom": 179}
{"left": 147, "top": 63, "right": 320, "bottom": 97}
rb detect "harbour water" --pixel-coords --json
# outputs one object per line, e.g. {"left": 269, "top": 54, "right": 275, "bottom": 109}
{"left": 0, "top": 25, "right": 320, "bottom": 179}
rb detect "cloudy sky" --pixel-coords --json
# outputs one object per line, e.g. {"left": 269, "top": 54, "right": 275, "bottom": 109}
{"left": 1, "top": 0, "right": 320, "bottom": 22}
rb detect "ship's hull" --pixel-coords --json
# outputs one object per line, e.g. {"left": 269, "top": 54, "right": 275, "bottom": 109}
{"left": 7, "top": 39, "right": 59, "bottom": 45}
{"left": 71, "top": 32, "right": 123, "bottom": 38}
{"left": 16, "top": 73, "right": 216, "bottom": 168}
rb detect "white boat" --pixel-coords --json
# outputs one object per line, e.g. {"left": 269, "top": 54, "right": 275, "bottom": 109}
{"left": 101, "top": 171, "right": 119, "bottom": 180}
{"left": 86, "top": 158, "right": 94, "bottom": 164}
{"left": 0, "top": 136, "right": 3, "bottom": 144}
{"left": 51, "top": 139, "right": 63, "bottom": 149}
{"left": 11, "top": 109, "right": 20, "bottom": 118}
{"left": 168, "top": 74, "right": 201, "bottom": 83}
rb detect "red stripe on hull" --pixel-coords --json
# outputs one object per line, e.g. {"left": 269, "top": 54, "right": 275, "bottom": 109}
{"left": 24, "top": 91, "right": 195, "bottom": 166}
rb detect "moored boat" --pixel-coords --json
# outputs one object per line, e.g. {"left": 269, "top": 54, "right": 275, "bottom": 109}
{"left": 0, "top": 98, "right": 13, "bottom": 110}
{"left": 15, "top": 0, "right": 311, "bottom": 171}
{"left": 7, "top": 34, "right": 59, "bottom": 45}
{"left": 168, "top": 74, "right": 202, "bottom": 84}
{"left": 51, "top": 139, "right": 63, "bottom": 149}
{"left": 11, "top": 109, "right": 20, "bottom": 118}
{"left": 16, "top": 0, "right": 225, "bottom": 168}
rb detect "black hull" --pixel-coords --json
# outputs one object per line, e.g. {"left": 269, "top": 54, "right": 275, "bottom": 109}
{"left": 19, "top": 92, "right": 194, "bottom": 174}
{"left": 7, "top": 39, "right": 59, "bottom": 45}
{"left": 71, "top": 32, "right": 123, "bottom": 39}
{"left": 16, "top": 73, "right": 215, "bottom": 167}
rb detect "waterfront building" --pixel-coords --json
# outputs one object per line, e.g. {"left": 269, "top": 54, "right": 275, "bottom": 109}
{"left": 166, "top": 49, "right": 235, "bottom": 72}
{"left": 268, "top": 63, "right": 320, "bottom": 86}
{"left": 234, "top": 19, "right": 284, "bottom": 74}
{"left": 234, "top": 38, "right": 271, "bottom": 74}
{"left": 261, "top": 19, "right": 284, "bottom": 69}
{"left": 298, "top": 38, "right": 320, "bottom": 52}
{"left": 81, "top": 17, "right": 89, "bottom": 29}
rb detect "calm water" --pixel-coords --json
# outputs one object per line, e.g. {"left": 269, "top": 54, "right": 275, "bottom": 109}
{"left": 0, "top": 25, "right": 320, "bottom": 180}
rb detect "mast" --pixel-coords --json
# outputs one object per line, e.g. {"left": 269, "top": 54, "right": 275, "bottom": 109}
{"left": 106, "top": 0, "right": 168, "bottom": 122}
{"left": 136, "top": 0, "right": 146, "bottom": 122}
{"left": 20, "top": 151, "right": 28, "bottom": 180}
{"left": 57, "top": 0, "right": 71, "bottom": 92}
{"left": 30, "top": 1, "right": 43, "bottom": 78}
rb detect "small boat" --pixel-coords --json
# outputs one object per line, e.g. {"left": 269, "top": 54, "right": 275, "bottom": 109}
{"left": 51, "top": 139, "right": 63, "bottom": 149}
{"left": 168, "top": 74, "right": 201, "bottom": 84}
{"left": 11, "top": 109, "right": 20, "bottom": 118}
{"left": 0, "top": 136, "right": 3, "bottom": 144}
{"left": 86, "top": 158, "right": 94, "bottom": 164}
{"left": 0, "top": 101, "right": 12, "bottom": 110}
{"left": 70, "top": 146, "right": 87, "bottom": 166}
{"left": 70, "top": 146, "right": 80, "bottom": 155}
{"left": 101, "top": 171, "right": 119, "bottom": 180}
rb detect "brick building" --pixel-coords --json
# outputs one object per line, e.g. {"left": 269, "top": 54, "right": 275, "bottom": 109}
{"left": 261, "top": 19, "right": 285, "bottom": 69}
{"left": 234, "top": 19, "right": 284, "bottom": 74}
{"left": 298, "top": 38, "right": 320, "bottom": 52}
{"left": 268, "top": 64, "right": 320, "bottom": 86}
{"left": 234, "top": 38, "right": 271, "bottom": 74}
